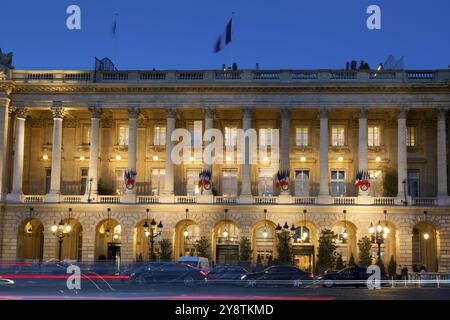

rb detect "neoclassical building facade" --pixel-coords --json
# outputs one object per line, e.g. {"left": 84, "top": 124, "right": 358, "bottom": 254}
{"left": 0, "top": 68, "right": 449, "bottom": 272}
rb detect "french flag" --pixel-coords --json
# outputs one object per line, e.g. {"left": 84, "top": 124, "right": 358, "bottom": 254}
{"left": 214, "top": 19, "right": 232, "bottom": 53}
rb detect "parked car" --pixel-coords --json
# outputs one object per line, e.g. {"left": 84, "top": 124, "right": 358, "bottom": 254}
{"left": 317, "top": 265, "right": 389, "bottom": 288}
{"left": 128, "top": 262, "right": 206, "bottom": 286}
{"left": 178, "top": 256, "right": 210, "bottom": 272}
{"left": 205, "top": 265, "right": 248, "bottom": 284}
{"left": 240, "top": 265, "right": 314, "bottom": 287}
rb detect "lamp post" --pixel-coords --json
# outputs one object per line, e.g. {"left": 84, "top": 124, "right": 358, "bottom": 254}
{"left": 276, "top": 221, "right": 294, "bottom": 264}
{"left": 143, "top": 208, "right": 163, "bottom": 261}
{"left": 369, "top": 210, "right": 390, "bottom": 263}
{"left": 262, "top": 209, "right": 268, "bottom": 238}
{"left": 27, "top": 207, "right": 34, "bottom": 234}
{"left": 51, "top": 208, "right": 72, "bottom": 261}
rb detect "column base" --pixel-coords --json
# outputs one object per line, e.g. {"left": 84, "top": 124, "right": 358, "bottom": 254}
{"left": 6, "top": 192, "right": 23, "bottom": 203}
{"left": 160, "top": 195, "right": 175, "bottom": 203}
{"left": 197, "top": 195, "right": 214, "bottom": 204}
{"left": 278, "top": 194, "right": 292, "bottom": 204}
{"left": 121, "top": 194, "right": 137, "bottom": 203}
{"left": 238, "top": 195, "right": 253, "bottom": 204}
{"left": 317, "top": 194, "right": 332, "bottom": 205}
{"left": 357, "top": 195, "right": 373, "bottom": 205}
{"left": 437, "top": 196, "right": 450, "bottom": 206}
{"left": 44, "top": 193, "right": 61, "bottom": 203}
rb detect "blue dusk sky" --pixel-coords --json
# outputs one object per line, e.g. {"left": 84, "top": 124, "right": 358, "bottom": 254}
{"left": 0, "top": 0, "right": 449, "bottom": 70}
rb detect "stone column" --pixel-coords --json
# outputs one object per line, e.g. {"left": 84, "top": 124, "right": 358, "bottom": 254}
{"left": 122, "top": 107, "right": 138, "bottom": 203}
{"left": 45, "top": 104, "right": 65, "bottom": 203}
{"left": 397, "top": 108, "right": 408, "bottom": 201}
{"left": 84, "top": 106, "right": 101, "bottom": 202}
{"left": 163, "top": 108, "right": 176, "bottom": 200}
{"left": 203, "top": 107, "right": 215, "bottom": 196}
{"left": 358, "top": 108, "right": 369, "bottom": 198}
{"left": 6, "top": 107, "right": 27, "bottom": 202}
{"left": 437, "top": 108, "right": 449, "bottom": 203}
{"left": 0, "top": 96, "right": 11, "bottom": 201}
{"left": 239, "top": 108, "right": 253, "bottom": 200}
{"left": 280, "top": 108, "right": 291, "bottom": 198}
{"left": 318, "top": 107, "right": 330, "bottom": 202}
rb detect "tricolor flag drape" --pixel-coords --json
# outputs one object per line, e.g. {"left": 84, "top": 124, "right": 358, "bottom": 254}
{"left": 214, "top": 19, "right": 233, "bottom": 53}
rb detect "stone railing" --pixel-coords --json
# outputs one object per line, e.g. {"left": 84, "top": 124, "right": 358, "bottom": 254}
{"left": 22, "top": 195, "right": 44, "bottom": 203}
{"left": 254, "top": 196, "right": 278, "bottom": 204}
{"left": 137, "top": 196, "right": 160, "bottom": 204}
{"left": 9, "top": 69, "right": 449, "bottom": 84}
{"left": 333, "top": 197, "right": 357, "bottom": 205}
{"left": 61, "top": 195, "right": 83, "bottom": 203}
{"left": 293, "top": 197, "right": 317, "bottom": 205}
{"left": 98, "top": 195, "right": 121, "bottom": 204}
{"left": 412, "top": 198, "right": 437, "bottom": 206}
{"left": 373, "top": 197, "right": 397, "bottom": 206}
{"left": 175, "top": 196, "right": 197, "bottom": 204}
{"left": 214, "top": 196, "right": 238, "bottom": 204}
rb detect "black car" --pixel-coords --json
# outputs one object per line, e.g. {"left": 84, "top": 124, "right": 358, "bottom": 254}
{"left": 240, "top": 265, "right": 314, "bottom": 287}
{"left": 317, "top": 266, "right": 389, "bottom": 288}
{"left": 128, "top": 262, "right": 206, "bottom": 286}
{"left": 205, "top": 265, "right": 248, "bottom": 284}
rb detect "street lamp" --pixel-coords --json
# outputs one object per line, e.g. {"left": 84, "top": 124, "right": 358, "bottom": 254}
{"left": 27, "top": 207, "right": 34, "bottom": 234}
{"left": 423, "top": 211, "right": 430, "bottom": 240}
{"left": 262, "top": 209, "right": 268, "bottom": 238}
{"left": 222, "top": 209, "right": 229, "bottom": 239}
{"left": 143, "top": 208, "right": 163, "bottom": 261}
{"left": 369, "top": 210, "right": 389, "bottom": 262}
{"left": 276, "top": 221, "right": 294, "bottom": 264}
{"left": 51, "top": 208, "right": 72, "bottom": 261}
{"left": 183, "top": 209, "right": 189, "bottom": 238}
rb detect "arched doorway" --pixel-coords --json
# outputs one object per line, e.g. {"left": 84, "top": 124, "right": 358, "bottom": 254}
{"left": 56, "top": 219, "right": 83, "bottom": 261}
{"left": 95, "top": 219, "right": 121, "bottom": 261}
{"left": 174, "top": 220, "right": 200, "bottom": 259}
{"left": 213, "top": 220, "right": 239, "bottom": 264}
{"left": 252, "top": 220, "right": 276, "bottom": 266}
{"left": 292, "top": 220, "right": 318, "bottom": 273}
{"left": 134, "top": 219, "right": 164, "bottom": 262}
{"left": 412, "top": 222, "right": 438, "bottom": 272}
{"left": 17, "top": 218, "right": 44, "bottom": 260}
{"left": 332, "top": 221, "right": 357, "bottom": 266}
{"left": 380, "top": 221, "right": 398, "bottom": 266}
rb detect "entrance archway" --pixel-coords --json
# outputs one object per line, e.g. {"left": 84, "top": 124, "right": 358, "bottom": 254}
{"left": 252, "top": 220, "right": 276, "bottom": 266}
{"left": 213, "top": 220, "right": 239, "bottom": 264}
{"left": 57, "top": 219, "right": 83, "bottom": 261}
{"left": 412, "top": 222, "right": 438, "bottom": 272}
{"left": 17, "top": 218, "right": 44, "bottom": 260}
{"left": 292, "top": 220, "right": 318, "bottom": 273}
{"left": 95, "top": 219, "right": 121, "bottom": 261}
{"left": 380, "top": 221, "right": 398, "bottom": 266}
{"left": 332, "top": 221, "right": 357, "bottom": 266}
{"left": 174, "top": 220, "right": 200, "bottom": 259}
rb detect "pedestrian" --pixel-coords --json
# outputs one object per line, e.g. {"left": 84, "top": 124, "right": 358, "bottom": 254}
{"left": 401, "top": 265, "right": 409, "bottom": 281}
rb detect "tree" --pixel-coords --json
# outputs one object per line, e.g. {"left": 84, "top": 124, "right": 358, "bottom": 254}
{"left": 383, "top": 169, "right": 398, "bottom": 197}
{"left": 377, "top": 257, "right": 386, "bottom": 274}
{"left": 358, "top": 236, "right": 373, "bottom": 267}
{"left": 348, "top": 253, "right": 356, "bottom": 266}
{"left": 97, "top": 179, "right": 114, "bottom": 195}
{"left": 194, "top": 237, "right": 210, "bottom": 259}
{"left": 276, "top": 232, "right": 293, "bottom": 264}
{"left": 336, "top": 253, "right": 344, "bottom": 270}
{"left": 388, "top": 255, "right": 397, "bottom": 278}
{"left": 317, "top": 229, "right": 337, "bottom": 272}
{"left": 159, "top": 239, "right": 172, "bottom": 261}
{"left": 239, "top": 237, "right": 252, "bottom": 262}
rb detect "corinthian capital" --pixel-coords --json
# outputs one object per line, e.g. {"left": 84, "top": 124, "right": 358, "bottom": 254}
{"left": 319, "top": 107, "right": 329, "bottom": 119}
{"left": 127, "top": 107, "right": 139, "bottom": 119}
{"left": 437, "top": 107, "right": 449, "bottom": 121}
{"left": 203, "top": 107, "right": 215, "bottom": 119}
{"left": 88, "top": 106, "right": 103, "bottom": 119}
{"left": 15, "top": 107, "right": 28, "bottom": 119}
{"left": 51, "top": 102, "right": 65, "bottom": 119}
{"left": 166, "top": 107, "right": 177, "bottom": 118}
{"left": 242, "top": 107, "right": 253, "bottom": 119}
{"left": 396, "top": 107, "right": 409, "bottom": 120}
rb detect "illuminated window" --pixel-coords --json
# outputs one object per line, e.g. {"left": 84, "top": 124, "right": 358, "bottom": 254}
{"left": 82, "top": 124, "right": 91, "bottom": 145}
{"left": 153, "top": 126, "right": 166, "bottom": 146}
{"left": 331, "top": 127, "right": 345, "bottom": 146}
{"left": 224, "top": 127, "right": 238, "bottom": 147}
{"left": 151, "top": 168, "right": 165, "bottom": 196}
{"left": 118, "top": 125, "right": 129, "bottom": 146}
{"left": 295, "top": 127, "right": 309, "bottom": 146}
{"left": 259, "top": 128, "right": 273, "bottom": 147}
{"left": 258, "top": 168, "right": 274, "bottom": 196}
{"left": 368, "top": 126, "right": 380, "bottom": 147}
{"left": 186, "top": 169, "right": 201, "bottom": 196}
{"left": 407, "top": 126, "right": 416, "bottom": 147}
{"left": 331, "top": 170, "right": 346, "bottom": 196}
{"left": 222, "top": 169, "right": 238, "bottom": 197}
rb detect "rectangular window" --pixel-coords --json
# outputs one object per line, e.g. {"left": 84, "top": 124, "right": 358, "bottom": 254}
{"left": 295, "top": 127, "right": 309, "bottom": 146}
{"left": 151, "top": 168, "right": 165, "bottom": 196}
{"left": 153, "top": 126, "right": 166, "bottom": 146}
{"left": 46, "top": 123, "right": 53, "bottom": 145}
{"left": 118, "top": 125, "right": 129, "bottom": 146}
{"left": 224, "top": 127, "right": 238, "bottom": 147}
{"left": 259, "top": 128, "right": 273, "bottom": 147}
{"left": 331, "top": 170, "right": 346, "bottom": 197}
{"left": 115, "top": 168, "right": 126, "bottom": 195}
{"left": 80, "top": 168, "right": 89, "bottom": 195}
{"left": 407, "top": 126, "right": 416, "bottom": 147}
{"left": 258, "top": 168, "right": 274, "bottom": 196}
{"left": 368, "top": 126, "right": 380, "bottom": 147}
{"left": 82, "top": 124, "right": 91, "bottom": 145}
{"left": 331, "top": 127, "right": 345, "bottom": 146}
{"left": 186, "top": 169, "right": 201, "bottom": 196}
{"left": 45, "top": 168, "right": 51, "bottom": 194}
{"left": 407, "top": 170, "right": 420, "bottom": 197}
{"left": 368, "top": 169, "right": 383, "bottom": 197}
{"left": 295, "top": 170, "right": 310, "bottom": 196}
{"left": 222, "top": 169, "right": 238, "bottom": 197}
